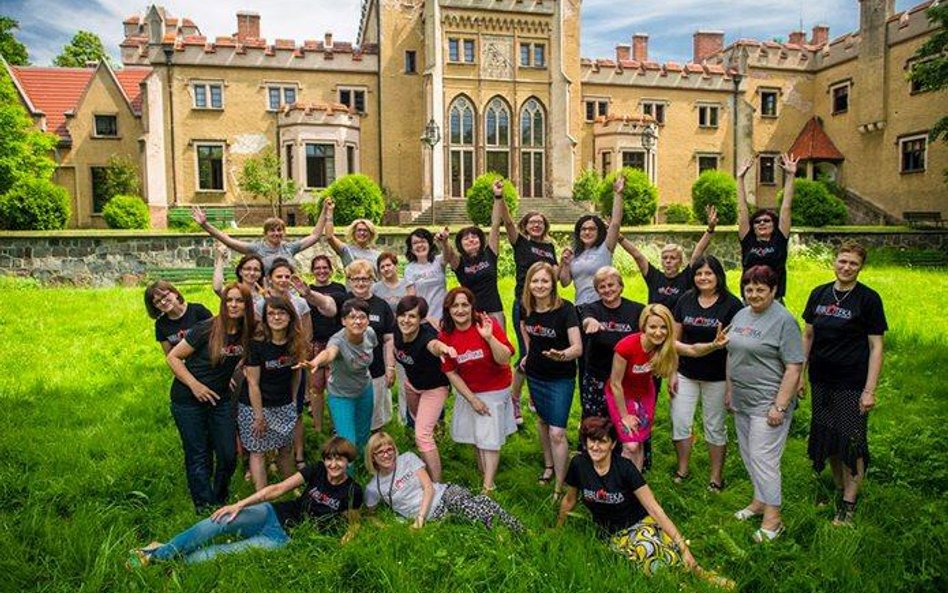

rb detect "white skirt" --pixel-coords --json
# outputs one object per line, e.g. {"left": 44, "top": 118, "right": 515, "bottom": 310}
{"left": 450, "top": 387, "right": 517, "bottom": 451}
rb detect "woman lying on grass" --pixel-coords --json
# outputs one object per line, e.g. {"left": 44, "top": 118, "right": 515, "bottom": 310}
{"left": 364, "top": 432, "right": 524, "bottom": 533}
{"left": 556, "top": 417, "right": 733, "bottom": 588}
{"left": 128, "top": 436, "right": 362, "bottom": 567}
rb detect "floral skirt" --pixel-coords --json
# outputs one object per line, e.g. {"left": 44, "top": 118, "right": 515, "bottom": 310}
{"left": 608, "top": 516, "right": 681, "bottom": 575}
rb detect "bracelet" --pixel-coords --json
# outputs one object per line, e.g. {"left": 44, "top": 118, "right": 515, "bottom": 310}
{"left": 673, "top": 536, "right": 689, "bottom": 550}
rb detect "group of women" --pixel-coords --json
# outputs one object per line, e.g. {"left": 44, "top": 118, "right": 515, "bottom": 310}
{"left": 135, "top": 155, "right": 886, "bottom": 579}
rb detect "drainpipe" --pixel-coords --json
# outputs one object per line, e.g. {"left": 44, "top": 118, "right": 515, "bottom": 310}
{"left": 163, "top": 46, "right": 178, "bottom": 206}
{"left": 731, "top": 70, "right": 743, "bottom": 178}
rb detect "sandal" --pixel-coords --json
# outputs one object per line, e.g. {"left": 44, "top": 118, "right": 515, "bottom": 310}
{"left": 537, "top": 465, "right": 554, "bottom": 485}
{"left": 125, "top": 542, "right": 162, "bottom": 570}
{"left": 708, "top": 480, "right": 726, "bottom": 493}
{"left": 733, "top": 507, "right": 762, "bottom": 521}
{"left": 672, "top": 471, "right": 690, "bottom": 484}
{"left": 481, "top": 485, "right": 496, "bottom": 496}
{"left": 833, "top": 498, "right": 857, "bottom": 526}
{"left": 752, "top": 524, "right": 785, "bottom": 543}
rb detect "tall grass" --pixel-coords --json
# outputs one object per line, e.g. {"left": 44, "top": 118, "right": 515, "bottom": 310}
{"left": 0, "top": 259, "right": 945, "bottom": 593}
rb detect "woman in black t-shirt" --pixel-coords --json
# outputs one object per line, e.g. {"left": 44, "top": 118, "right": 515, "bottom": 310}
{"left": 493, "top": 178, "right": 558, "bottom": 425}
{"left": 302, "top": 254, "right": 347, "bottom": 433}
{"left": 737, "top": 154, "right": 798, "bottom": 300}
{"left": 128, "top": 437, "right": 362, "bottom": 567}
{"left": 520, "top": 262, "right": 582, "bottom": 496}
{"left": 801, "top": 241, "right": 887, "bottom": 525}
{"left": 445, "top": 225, "right": 504, "bottom": 327}
{"left": 557, "top": 417, "right": 730, "bottom": 582}
{"left": 165, "top": 283, "right": 255, "bottom": 512}
{"left": 671, "top": 255, "right": 742, "bottom": 490}
{"left": 145, "top": 280, "right": 212, "bottom": 355}
{"left": 239, "top": 297, "right": 309, "bottom": 491}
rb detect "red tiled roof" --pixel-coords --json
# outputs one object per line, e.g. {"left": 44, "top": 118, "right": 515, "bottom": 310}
{"left": 114, "top": 67, "right": 152, "bottom": 113}
{"left": 790, "top": 117, "right": 844, "bottom": 161}
{"left": 9, "top": 66, "right": 94, "bottom": 140}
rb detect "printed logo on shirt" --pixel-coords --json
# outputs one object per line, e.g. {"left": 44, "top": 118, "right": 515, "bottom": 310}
{"left": 391, "top": 472, "right": 414, "bottom": 493}
{"left": 265, "top": 355, "right": 296, "bottom": 370}
{"left": 683, "top": 315, "right": 718, "bottom": 328}
{"left": 221, "top": 344, "right": 244, "bottom": 357}
{"left": 657, "top": 286, "right": 681, "bottom": 296}
{"left": 732, "top": 325, "right": 762, "bottom": 339}
{"left": 456, "top": 348, "right": 485, "bottom": 364}
{"left": 167, "top": 329, "right": 189, "bottom": 345}
{"left": 306, "top": 486, "right": 341, "bottom": 510}
{"left": 530, "top": 246, "right": 554, "bottom": 260}
{"left": 631, "top": 362, "right": 652, "bottom": 374}
{"left": 369, "top": 314, "right": 381, "bottom": 323}
{"left": 581, "top": 488, "right": 626, "bottom": 505}
{"left": 395, "top": 350, "right": 414, "bottom": 365}
{"left": 463, "top": 261, "right": 490, "bottom": 275}
{"left": 814, "top": 304, "right": 853, "bottom": 320}
{"left": 749, "top": 245, "right": 776, "bottom": 258}
{"left": 600, "top": 320, "right": 633, "bottom": 333}
{"left": 525, "top": 324, "right": 556, "bottom": 338}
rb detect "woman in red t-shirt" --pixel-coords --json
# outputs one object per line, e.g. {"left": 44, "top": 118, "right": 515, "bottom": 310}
{"left": 607, "top": 304, "right": 679, "bottom": 470}
{"left": 438, "top": 287, "right": 517, "bottom": 494}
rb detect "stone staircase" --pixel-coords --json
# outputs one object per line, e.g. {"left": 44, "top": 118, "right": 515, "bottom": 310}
{"left": 412, "top": 197, "right": 595, "bottom": 226}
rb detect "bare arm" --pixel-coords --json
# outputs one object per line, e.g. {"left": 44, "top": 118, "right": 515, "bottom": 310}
{"left": 297, "top": 200, "right": 330, "bottom": 251}
{"left": 300, "top": 312, "right": 312, "bottom": 345}
{"left": 245, "top": 364, "right": 267, "bottom": 437}
{"left": 446, "top": 370, "right": 490, "bottom": 416}
{"left": 434, "top": 227, "right": 456, "bottom": 270}
{"left": 193, "top": 206, "right": 252, "bottom": 253}
{"left": 777, "top": 153, "right": 798, "bottom": 237}
{"left": 213, "top": 244, "right": 228, "bottom": 297}
{"left": 166, "top": 339, "right": 221, "bottom": 405}
{"left": 210, "top": 470, "right": 307, "bottom": 523}
{"left": 766, "top": 362, "right": 803, "bottom": 427}
{"left": 861, "top": 335, "right": 884, "bottom": 414}
{"left": 413, "top": 468, "right": 437, "bottom": 528}
{"left": 736, "top": 158, "right": 754, "bottom": 239}
{"left": 383, "top": 333, "right": 396, "bottom": 387}
{"left": 543, "top": 326, "right": 583, "bottom": 362}
{"left": 634, "top": 485, "right": 697, "bottom": 569}
{"left": 341, "top": 509, "right": 360, "bottom": 544}
{"left": 301, "top": 344, "right": 339, "bottom": 369}
{"left": 674, "top": 322, "right": 728, "bottom": 358}
{"left": 297, "top": 283, "right": 338, "bottom": 318}
{"left": 799, "top": 323, "right": 814, "bottom": 396}
{"left": 555, "top": 486, "right": 579, "bottom": 527}
{"left": 605, "top": 175, "right": 625, "bottom": 251}
{"left": 689, "top": 205, "right": 718, "bottom": 266}
{"left": 558, "top": 249, "right": 573, "bottom": 287}
{"left": 488, "top": 180, "right": 503, "bottom": 254}
{"left": 617, "top": 236, "right": 649, "bottom": 277}
{"left": 497, "top": 186, "right": 520, "bottom": 247}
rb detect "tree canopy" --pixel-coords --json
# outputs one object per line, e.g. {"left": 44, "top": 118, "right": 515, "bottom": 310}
{"left": 0, "top": 16, "right": 29, "bottom": 65}
{"left": 0, "top": 64, "right": 57, "bottom": 195}
{"left": 908, "top": 4, "right": 948, "bottom": 144}
{"left": 53, "top": 30, "right": 113, "bottom": 68}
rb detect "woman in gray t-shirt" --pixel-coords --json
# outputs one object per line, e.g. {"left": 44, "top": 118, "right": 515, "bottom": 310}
{"left": 726, "top": 265, "right": 803, "bottom": 543}
{"left": 364, "top": 432, "right": 522, "bottom": 532}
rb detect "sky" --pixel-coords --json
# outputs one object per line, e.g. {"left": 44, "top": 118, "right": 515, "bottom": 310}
{"left": 1, "top": 0, "right": 923, "bottom": 67}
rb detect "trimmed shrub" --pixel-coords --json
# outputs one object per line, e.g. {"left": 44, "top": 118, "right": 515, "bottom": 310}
{"left": 598, "top": 168, "right": 657, "bottom": 226}
{"left": 691, "top": 170, "right": 738, "bottom": 225}
{"left": 664, "top": 203, "right": 694, "bottom": 224}
{"left": 778, "top": 179, "right": 848, "bottom": 227}
{"left": 466, "top": 173, "right": 518, "bottom": 226}
{"left": 102, "top": 194, "right": 149, "bottom": 229}
{"left": 572, "top": 168, "right": 600, "bottom": 202}
{"left": 0, "top": 177, "right": 70, "bottom": 230}
{"left": 321, "top": 174, "right": 384, "bottom": 226}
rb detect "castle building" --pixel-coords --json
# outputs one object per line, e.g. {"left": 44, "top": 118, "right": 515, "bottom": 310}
{"left": 5, "top": 0, "right": 944, "bottom": 228}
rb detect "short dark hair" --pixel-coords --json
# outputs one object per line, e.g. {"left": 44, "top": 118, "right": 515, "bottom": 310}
{"left": 310, "top": 254, "right": 333, "bottom": 273}
{"left": 396, "top": 295, "right": 429, "bottom": 319}
{"left": 455, "top": 226, "right": 487, "bottom": 261}
{"left": 580, "top": 416, "right": 617, "bottom": 443}
{"left": 405, "top": 228, "right": 439, "bottom": 263}
{"left": 235, "top": 254, "right": 265, "bottom": 282}
{"left": 376, "top": 251, "right": 399, "bottom": 272}
{"left": 321, "top": 436, "right": 357, "bottom": 462}
{"left": 268, "top": 257, "right": 296, "bottom": 276}
{"left": 741, "top": 264, "right": 778, "bottom": 289}
{"left": 750, "top": 209, "right": 778, "bottom": 227}
{"left": 441, "top": 286, "right": 477, "bottom": 333}
{"left": 691, "top": 254, "right": 729, "bottom": 295}
{"left": 144, "top": 280, "right": 184, "bottom": 319}
{"left": 341, "top": 297, "right": 371, "bottom": 318}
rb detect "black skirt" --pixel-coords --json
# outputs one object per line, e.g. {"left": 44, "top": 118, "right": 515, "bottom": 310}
{"left": 807, "top": 382, "right": 870, "bottom": 475}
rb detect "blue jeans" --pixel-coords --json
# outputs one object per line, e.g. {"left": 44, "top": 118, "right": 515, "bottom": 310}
{"left": 328, "top": 384, "right": 374, "bottom": 454}
{"left": 170, "top": 399, "right": 237, "bottom": 510}
{"left": 150, "top": 503, "right": 289, "bottom": 564}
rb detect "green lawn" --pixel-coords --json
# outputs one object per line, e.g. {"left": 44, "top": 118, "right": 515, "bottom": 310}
{"left": 0, "top": 259, "right": 945, "bottom": 593}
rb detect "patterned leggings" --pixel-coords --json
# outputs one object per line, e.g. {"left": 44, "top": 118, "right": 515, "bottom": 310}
{"left": 608, "top": 516, "right": 682, "bottom": 575}
{"left": 430, "top": 484, "right": 524, "bottom": 533}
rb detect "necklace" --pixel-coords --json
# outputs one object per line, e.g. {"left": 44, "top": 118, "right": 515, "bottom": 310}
{"left": 831, "top": 284, "right": 855, "bottom": 305}
{"left": 376, "top": 457, "right": 398, "bottom": 508}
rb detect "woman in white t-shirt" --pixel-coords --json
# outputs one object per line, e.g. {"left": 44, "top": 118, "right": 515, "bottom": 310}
{"left": 403, "top": 227, "right": 455, "bottom": 325}
{"left": 364, "top": 432, "right": 523, "bottom": 532}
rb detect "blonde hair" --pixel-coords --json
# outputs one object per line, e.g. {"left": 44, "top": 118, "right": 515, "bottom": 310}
{"left": 660, "top": 243, "right": 684, "bottom": 259}
{"left": 593, "top": 266, "right": 624, "bottom": 291}
{"left": 521, "top": 261, "right": 563, "bottom": 316}
{"left": 638, "top": 304, "right": 678, "bottom": 378}
{"left": 364, "top": 431, "right": 397, "bottom": 474}
{"left": 345, "top": 218, "right": 378, "bottom": 247}
{"left": 345, "top": 259, "right": 376, "bottom": 281}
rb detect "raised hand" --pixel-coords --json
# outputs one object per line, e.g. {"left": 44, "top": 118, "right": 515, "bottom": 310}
{"left": 191, "top": 206, "right": 207, "bottom": 226}
{"left": 779, "top": 152, "right": 799, "bottom": 174}
{"left": 706, "top": 205, "right": 718, "bottom": 232}
{"left": 737, "top": 158, "right": 754, "bottom": 178}
{"left": 560, "top": 248, "right": 574, "bottom": 266}
{"left": 475, "top": 313, "right": 494, "bottom": 339}
{"left": 434, "top": 226, "right": 450, "bottom": 244}
{"left": 492, "top": 179, "right": 504, "bottom": 197}
{"left": 613, "top": 174, "right": 625, "bottom": 194}
{"left": 215, "top": 243, "right": 229, "bottom": 260}
{"left": 290, "top": 274, "right": 310, "bottom": 296}
{"left": 712, "top": 323, "right": 729, "bottom": 349}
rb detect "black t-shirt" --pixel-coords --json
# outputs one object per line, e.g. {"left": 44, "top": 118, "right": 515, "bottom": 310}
{"left": 309, "top": 282, "right": 347, "bottom": 343}
{"left": 272, "top": 462, "right": 363, "bottom": 528}
{"left": 644, "top": 262, "right": 693, "bottom": 309}
{"left": 741, "top": 230, "right": 789, "bottom": 298}
{"left": 513, "top": 236, "right": 557, "bottom": 305}
{"left": 154, "top": 302, "right": 212, "bottom": 346}
{"left": 394, "top": 323, "right": 450, "bottom": 390}
{"left": 170, "top": 319, "right": 245, "bottom": 404}
{"left": 580, "top": 299, "right": 645, "bottom": 380}
{"left": 523, "top": 302, "right": 579, "bottom": 380}
{"left": 565, "top": 453, "right": 648, "bottom": 536}
{"left": 802, "top": 282, "right": 888, "bottom": 388}
{"left": 453, "top": 247, "right": 503, "bottom": 313}
{"left": 673, "top": 290, "right": 744, "bottom": 382}
{"left": 347, "top": 293, "right": 395, "bottom": 378}
{"left": 239, "top": 339, "right": 298, "bottom": 407}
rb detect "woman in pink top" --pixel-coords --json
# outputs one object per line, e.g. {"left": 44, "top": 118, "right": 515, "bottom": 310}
{"left": 438, "top": 287, "right": 517, "bottom": 494}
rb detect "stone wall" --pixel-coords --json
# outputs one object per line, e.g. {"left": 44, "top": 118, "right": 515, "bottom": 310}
{"left": 0, "top": 228, "right": 944, "bottom": 286}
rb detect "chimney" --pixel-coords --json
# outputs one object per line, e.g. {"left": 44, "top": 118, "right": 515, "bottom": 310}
{"left": 810, "top": 24, "right": 829, "bottom": 46}
{"left": 236, "top": 11, "right": 260, "bottom": 42}
{"left": 324, "top": 31, "right": 334, "bottom": 49}
{"left": 632, "top": 33, "right": 649, "bottom": 62}
{"left": 788, "top": 30, "right": 806, "bottom": 45}
{"left": 693, "top": 30, "right": 724, "bottom": 63}
{"left": 615, "top": 44, "right": 631, "bottom": 62}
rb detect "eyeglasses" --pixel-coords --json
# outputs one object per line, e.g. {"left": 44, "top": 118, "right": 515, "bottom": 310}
{"left": 153, "top": 293, "right": 175, "bottom": 307}
{"left": 373, "top": 446, "right": 395, "bottom": 458}
{"left": 266, "top": 309, "right": 290, "bottom": 318}
{"left": 349, "top": 277, "right": 372, "bottom": 284}
{"left": 753, "top": 218, "right": 773, "bottom": 225}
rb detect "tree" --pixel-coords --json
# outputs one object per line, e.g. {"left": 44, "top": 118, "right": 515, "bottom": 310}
{"left": 0, "top": 16, "right": 29, "bottom": 65}
{"left": 102, "top": 154, "right": 140, "bottom": 200}
{"left": 0, "top": 65, "right": 57, "bottom": 196}
{"left": 908, "top": 4, "right": 948, "bottom": 145}
{"left": 237, "top": 149, "right": 296, "bottom": 217}
{"left": 53, "top": 31, "right": 113, "bottom": 68}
